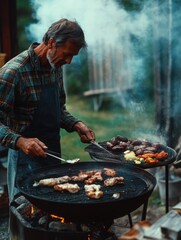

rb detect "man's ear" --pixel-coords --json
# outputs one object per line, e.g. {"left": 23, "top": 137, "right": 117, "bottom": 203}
{"left": 48, "top": 38, "right": 56, "bottom": 49}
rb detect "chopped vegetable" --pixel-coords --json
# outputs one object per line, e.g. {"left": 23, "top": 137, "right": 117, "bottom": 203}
{"left": 144, "top": 158, "right": 159, "bottom": 164}
{"left": 123, "top": 147, "right": 168, "bottom": 165}
{"left": 124, "top": 151, "right": 140, "bottom": 161}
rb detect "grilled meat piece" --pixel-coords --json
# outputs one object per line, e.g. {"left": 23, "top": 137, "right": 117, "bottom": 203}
{"left": 71, "top": 170, "right": 103, "bottom": 182}
{"left": 108, "top": 136, "right": 128, "bottom": 148}
{"left": 135, "top": 148, "right": 144, "bottom": 155}
{"left": 106, "top": 141, "right": 114, "bottom": 149}
{"left": 135, "top": 146, "right": 157, "bottom": 155}
{"left": 115, "top": 135, "right": 128, "bottom": 142}
{"left": 104, "top": 177, "right": 124, "bottom": 187}
{"left": 86, "top": 190, "right": 104, "bottom": 199}
{"left": 84, "top": 170, "right": 103, "bottom": 184}
{"left": 144, "top": 146, "right": 157, "bottom": 152}
{"left": 133, "top": 145, "right": 147, "bottom": 151}
{"left": 79, "top": 170, "right": 100, "bottom": 177}
{"left": 33, "top": 176, "right": 71, "bottom": 187}
{"left": 104, "top": 168, "right": 117, "bottom": 177}
{"left": 112, "top": 145, "right": 126, "bottom": 150}
{"left": 71, "top": 174, "right": 89, "bottom": 181}
{"left": 84, "top": 184, "right": 103, "bottom": 199}
{"left": 131, "top": 140, "right": 143, "bottom": 146}
{"left": 54, "top": 183, "right": 80, "bottom": 193}
{"left": 84, "top": 184, "right": 101, "bottom": 192}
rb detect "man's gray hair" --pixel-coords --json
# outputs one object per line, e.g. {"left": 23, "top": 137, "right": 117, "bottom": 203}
{"left": 42, "top": 18, "right": 87, "bottom": 48}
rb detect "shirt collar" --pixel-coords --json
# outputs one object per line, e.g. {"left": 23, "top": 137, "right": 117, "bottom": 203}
{"left": 28, "top": 42, "right": 42, "bottom": 70}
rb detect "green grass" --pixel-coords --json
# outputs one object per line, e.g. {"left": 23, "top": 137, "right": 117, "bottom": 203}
{"left": 61, "top": 95, "right": 156, "bottom": 160}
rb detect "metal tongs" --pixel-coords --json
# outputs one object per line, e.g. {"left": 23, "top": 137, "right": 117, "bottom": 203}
{"left": 90, "top": 140, "right": 113, "bottom": 155}
{"left": 46, "top": 150, "right": 80, "bottom": 164}
{"left": 90, "top": 140, "right": 122, "bottom": 164}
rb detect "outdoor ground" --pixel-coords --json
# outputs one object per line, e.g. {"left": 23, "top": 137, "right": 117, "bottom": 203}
{"left": 0, "top": 217, "right": 9, "bottom": 240}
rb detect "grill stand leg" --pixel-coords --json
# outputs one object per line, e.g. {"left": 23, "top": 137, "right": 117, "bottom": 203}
{"left": 165, "top": 165, "right": 169, "bottom": 213}
{"left": 141, "top": 199, "right": 148, "bottom": 221}
{"left": 127, "top": 200, "right": 149, "bottom": 228}
{"left": 141, "top": 164, "right": 170, "bottom": 220}
{"left": 128, "top": 213, "right": 133, "bottom": 228}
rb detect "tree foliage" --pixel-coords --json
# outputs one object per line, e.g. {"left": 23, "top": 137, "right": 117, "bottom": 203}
{"left": 16, "top": 0, "right": 37, "bottom": 52}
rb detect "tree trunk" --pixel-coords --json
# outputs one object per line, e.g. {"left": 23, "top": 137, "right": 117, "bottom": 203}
{"left": 153, "top": 0, "right": 181, "bottom": 148}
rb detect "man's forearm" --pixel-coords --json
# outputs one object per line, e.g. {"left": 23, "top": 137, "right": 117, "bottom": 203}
{"left": 0, "top": 124, "right": 21, "bottom": 149}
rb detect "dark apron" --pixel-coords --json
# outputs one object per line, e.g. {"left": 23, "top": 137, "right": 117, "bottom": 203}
{"left": 8, "top": 82, "right": 62, "bottom": 201}
{"left": 22, "top": 82, "right": 61, "bottom": 153}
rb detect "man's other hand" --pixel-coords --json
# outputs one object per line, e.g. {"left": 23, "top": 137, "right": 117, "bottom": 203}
{"left": 16, "top": 137, "right": 48, "bottom": 157}
{"left": 74, "top": 122, "right": 95, "bottom": 143}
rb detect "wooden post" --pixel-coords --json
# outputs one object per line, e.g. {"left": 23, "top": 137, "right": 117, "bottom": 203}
{"left": 0, "top": 0, "right": 18, "bottom": 60}
{"left": 153, "top": 0, "right": 181, "bottom": 148}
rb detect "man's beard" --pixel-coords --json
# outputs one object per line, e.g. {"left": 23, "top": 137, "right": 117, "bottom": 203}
{"left": 47, "top": 51, "right": 56, "bottom": 69}
{"left": 47, "top": 54, "right": 67, "bottom": 68}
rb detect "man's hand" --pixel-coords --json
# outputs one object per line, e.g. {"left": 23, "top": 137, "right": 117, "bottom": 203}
{"left": 16, "top": 137, "right": 48, "bottom": 157}
{"left": 73, "top": 122, "right": 95, "bottom": 143}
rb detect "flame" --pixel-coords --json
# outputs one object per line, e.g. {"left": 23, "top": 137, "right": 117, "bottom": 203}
{"left": 30, "top": 206, "right": 65, "bottom": 223}
{"left": 31, "top": 206, "right": 34, "bottom": 216}
{"left": 50, "top": 214, "right": 65, "bottom": 223}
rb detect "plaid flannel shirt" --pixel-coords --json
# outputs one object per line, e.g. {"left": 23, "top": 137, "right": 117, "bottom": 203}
{"left": 0, "top": 43, "right": 80, "bottom": 149}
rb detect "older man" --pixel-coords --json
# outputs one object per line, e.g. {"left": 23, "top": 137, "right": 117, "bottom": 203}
{"left": 0, "top": 18, "right": 95, "bottom": 202}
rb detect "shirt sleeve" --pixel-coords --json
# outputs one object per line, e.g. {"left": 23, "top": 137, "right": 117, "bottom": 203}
{"left": 0, "top": 67, "right": 21, "bottom": 149}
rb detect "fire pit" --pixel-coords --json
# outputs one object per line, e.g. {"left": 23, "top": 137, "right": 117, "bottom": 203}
{"left": 13, "top": 155, "right": 156, "bottom": 239}
{"left": 10, "top": 194, "right": 117, "bottom": 240}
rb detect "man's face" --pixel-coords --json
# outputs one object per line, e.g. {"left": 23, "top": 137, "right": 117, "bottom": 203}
{"left": 47, "top": 40, "right": 80, "bottom": 68}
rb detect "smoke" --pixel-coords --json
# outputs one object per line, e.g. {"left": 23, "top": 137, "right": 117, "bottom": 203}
{"left": 27, "top": 0, "right": 181, "bottom": 84}
{"left": 27, "top": 0, "right": 181, "bottom": 143}
{"left": 28, "top": 0, "right": 150, "bottom": 47}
